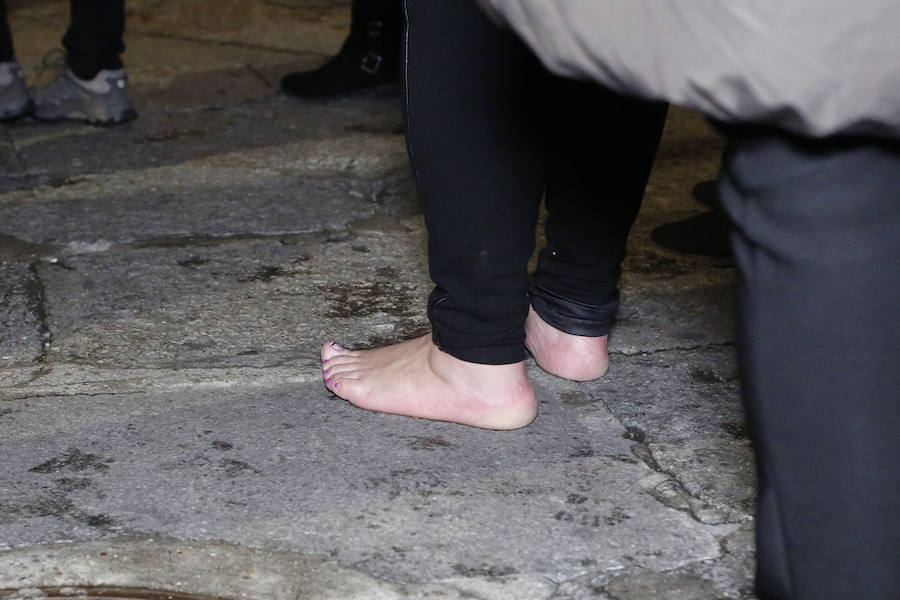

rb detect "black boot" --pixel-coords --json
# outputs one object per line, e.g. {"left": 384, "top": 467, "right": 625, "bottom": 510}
{"left": 281, "top": 0, "right": 402, "bottom": 98}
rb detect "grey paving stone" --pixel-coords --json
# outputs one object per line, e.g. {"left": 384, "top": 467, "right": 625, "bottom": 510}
{"left": 648, "top": 437, "right": 756, "bottom": 520}
{"left": 36, "top": 226, "right": 429, "bottom": 370}
{"left": 606, "top": 572, "right": 723, "bottom": 600}
{"left": 0, "top": 382, "right": 727, "bottom": 584}
{"left": 612, "top": 284, "right": 734, "bottom": 355}
{"left": 0, "top": 538, "right": 555, "bottom": 600}
{"left": 529, "top": 347, "right": 752, "bottom": 528}
{"left": 2, "top": 172, "right": 407, "bottom": 246}
{"left": 568, "top": 348, "right": 743, "bottom": 446}
{"left": 7, "top": 95, "right": 403, "bottom": 185}
{"left": 0, "top": 261, "right": 44, "bottom": 367}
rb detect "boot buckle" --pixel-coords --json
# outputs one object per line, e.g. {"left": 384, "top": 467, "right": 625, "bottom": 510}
{"left": 360, "top": 52, "right": 383, "bottom": 75}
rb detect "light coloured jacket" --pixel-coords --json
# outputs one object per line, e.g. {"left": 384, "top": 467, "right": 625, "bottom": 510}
{"left": 478, "top": 1, "right": 900, "bottom": 139}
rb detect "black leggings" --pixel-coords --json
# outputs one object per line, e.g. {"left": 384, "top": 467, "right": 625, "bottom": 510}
{"left": 0, "top": 0, "right": 124, "bottom": 78}
{"left": 403, "top": 0, "right": 668, "bottom": 364}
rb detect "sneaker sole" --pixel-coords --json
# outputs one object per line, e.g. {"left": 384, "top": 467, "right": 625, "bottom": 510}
{"left": 32, "top": 108, "right": 138, "bottom": 127}
{"left": 0, "top": 99, "right": 35, "bottom": 122}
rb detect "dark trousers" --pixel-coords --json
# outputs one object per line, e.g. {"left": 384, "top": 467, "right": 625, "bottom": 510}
{"left": 0, "top": 0, "right": 124, "bottom": 79}
{"left": 719, "top": 130, "right": 900, "bottom": 600}
{"left": 403, "top": 0, "right": 667, "bottom": 364}
{"left": 0, "top": 0, "right": 13, "bottom": 62}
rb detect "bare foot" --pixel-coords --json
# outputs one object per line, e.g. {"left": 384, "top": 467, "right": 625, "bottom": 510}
{"left": 320, "top": 334, "right": 537, "bottom": 430}
{"left": 525, "top": 306, "right": 609, "bottom": 381}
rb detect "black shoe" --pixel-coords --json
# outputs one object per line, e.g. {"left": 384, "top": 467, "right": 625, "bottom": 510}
{"left": 650, "top": 210, "right": 735, "bottom": 263}
{"left": 691, "top": 179, "right": 719, "bottom": 208}
{"left": 281, "top": 22, "right": 399, "bottom": 98}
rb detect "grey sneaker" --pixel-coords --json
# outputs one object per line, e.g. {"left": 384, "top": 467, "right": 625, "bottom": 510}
{"left": 0, "top": 61, "right": 34, "bottom": 121}
{"left": 32, "top": 68, "right": 137, "bottom": 125}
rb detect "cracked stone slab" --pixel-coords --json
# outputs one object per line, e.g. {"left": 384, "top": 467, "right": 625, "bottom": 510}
{"left": 605, "top": 572, "right": 722, "bottom": 600}
{"left": 6, "top": 96, "right": 403, "bottom": 186}
{"left": 611, "top": 284, "right": 735, "bottom": 355}
{"left": 0, "top": 262, "right": 44, "bottom": 367}
{"left": 0, "top": 382, "right": 732, "bottom": 585}
{"left": 648, "top": 437, "right": 756, "bottom": 521}
{"left": 0, "top": 130, "right": 25, "bottom": 180}
{"left": 33, "top": 226, "right": 429, "bottom": 371}
{"left": 0, "top": 538, "right": 555, "bottom": 600}
{"left": 1, "top": 170, "right": 413, "bottom": 247}
{"left": 574, "top": 348, "right": 744, "bottom": 445}
{"left": 545, "top": 348, "right": 754, "bottom": 526}
{"left": 23, "top": 223, "right": 737, "bottom": 382}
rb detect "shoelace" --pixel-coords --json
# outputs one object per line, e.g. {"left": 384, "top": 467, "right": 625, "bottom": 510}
{"left": 33, "top": 48, "right": 67, "bottom": 86}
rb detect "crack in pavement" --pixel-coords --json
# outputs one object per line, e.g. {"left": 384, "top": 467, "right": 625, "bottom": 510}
{"left": 23, "top": 263, "right": 52, "bottom": 364}
{"left": 609, "top": 341, "right": 734, "bottom": 357}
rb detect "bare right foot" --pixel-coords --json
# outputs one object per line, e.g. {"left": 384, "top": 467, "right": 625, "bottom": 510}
{"left": 525, "top": 306, "right": 610, "bottom": 381}
{"left": 321, "top": 334, "right": 537, "bottom": 430}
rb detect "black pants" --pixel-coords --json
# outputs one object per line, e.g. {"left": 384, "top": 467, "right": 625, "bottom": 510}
{"left": 719, "top": 130, "right": 900, "bottom": 600}
{"left": 0, "top": 0, "right": 124, "bottom": 79}
{"left": 403, "top": 0, "right": 667, "bottom": 364}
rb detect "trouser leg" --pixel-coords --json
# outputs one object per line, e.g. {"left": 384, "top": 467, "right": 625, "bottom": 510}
{"left": 532, "top": 81, "right": 667, "bottom": 336}
{"left": 404, "top": 0, "right": 545, "bottom": 364}
{"left": 62, "top": 0, "right": 125, "bottom": 79}
{"left": 718, "top": 130, "right": 900, "bottom": 600}
{"left": 0, "top": 0, "right": 15, "bottom": 62}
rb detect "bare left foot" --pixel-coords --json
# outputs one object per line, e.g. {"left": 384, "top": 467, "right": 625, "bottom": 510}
{"left": 525, "top": 306, "right": 609, "bottom": 381}
{"left": 321, "top": 334, "right": 537, "bottom": 430}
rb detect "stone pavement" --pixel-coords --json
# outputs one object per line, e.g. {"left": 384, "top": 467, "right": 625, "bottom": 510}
{"left": 0, "top": 1, "right": 756, "bottom": 598}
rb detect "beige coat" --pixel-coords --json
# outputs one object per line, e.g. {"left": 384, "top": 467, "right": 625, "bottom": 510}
{"left": 478, "top": 1, "right": 900, "bottom": 138}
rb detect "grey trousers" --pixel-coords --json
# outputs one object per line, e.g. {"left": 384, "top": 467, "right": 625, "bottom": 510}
{"left": 718, "top": 129, "right": 900, "bottom": 600}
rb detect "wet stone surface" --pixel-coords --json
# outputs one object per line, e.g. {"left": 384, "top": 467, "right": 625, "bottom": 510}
{"left": 0, "top": 383, "right": 728, "bottom": 584}
{"left": 2, "top": 174, "right": 402, "bottom": 246}
{"left": 36, "top": 227, "right": 430, "bottom": 370}
{"left": 0, "top": 262, "right": 45, "bottom": 367}
{"left": 6, "top": 97, "right": 403, "bottom": 190}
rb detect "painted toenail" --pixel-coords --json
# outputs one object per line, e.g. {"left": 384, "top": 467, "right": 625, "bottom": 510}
{"left": 323, "top": 358, "right": 329, "bottom": 364}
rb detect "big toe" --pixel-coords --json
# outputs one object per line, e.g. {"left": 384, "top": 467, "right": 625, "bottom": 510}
{"left": 321, "top": 340, "right": 347, "bottom": 362}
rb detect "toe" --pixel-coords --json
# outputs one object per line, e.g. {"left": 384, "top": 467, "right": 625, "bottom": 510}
{"left": 321, "top": 340, "right": 350, "bottom": 362}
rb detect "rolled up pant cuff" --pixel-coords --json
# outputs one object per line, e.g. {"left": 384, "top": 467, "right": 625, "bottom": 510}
{"left": 529, "top": 285, "right": 617, "bottom": 337}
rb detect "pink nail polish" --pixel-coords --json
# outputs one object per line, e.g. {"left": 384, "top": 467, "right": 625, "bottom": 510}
{"left": 324, "top": 368, "right": 330, "bottom": 375}
{"left": 323, "top": 358, "right": 329, "bottom": 364}
{"left": 334, "top": 381, "right": 340, "bottom": 388}
{"left": 326, "top": 377, "right": 332, "bottom": 384}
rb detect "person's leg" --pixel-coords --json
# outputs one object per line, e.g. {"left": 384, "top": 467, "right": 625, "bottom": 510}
{"left": 32, "top": 0, "right": 134, "bottom": 125}
{"left": 0, "top": 0, "right": 34, "bottom": 121}
{"left": 0, "top": 0, "right": 15, "bottom": 63}
{"left": 321, "top": 0, "right": 546, "bottom": 429}
{"left": 526, "top": 79, "right": 667, "bottom": 380}
{"left": 281, "top": 0, "right": 402, "bottom": 97}
{"left": 62, "top": 0, "right": 125, "bottom": 80}
{"left": 719, "top": 129, "right": 900, "bottom": 599}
